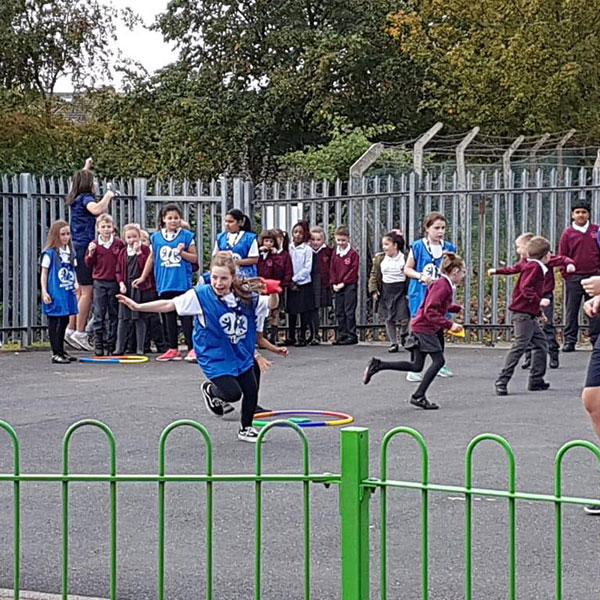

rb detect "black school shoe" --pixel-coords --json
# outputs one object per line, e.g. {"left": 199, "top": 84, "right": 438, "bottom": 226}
{"left": 528, "top": 380, "right": 550, "bottom": 391}
{"left": 388, "top": 344, "right": 400, "bottom": 353}
{"left": 409, "top": 395, "right": 439, "bottom": 410}
{"left": 51, "top": 354, "right": 71, "bottom": 364}
{"left": 338, "top": 336, "right": 358, "bottom": 346}
{"left": 562, "top": 343, "right": 576, "bottom": 353}
{"left": 494, "top": 380, "right": 508, "bottom": 396}
{"left": 62, "top": 352, "right": 78, "bottom": 362}
{"left": 583, "top": 504, "right": 600, "bottom": 515}
{"left": 332, "top": 335, "right": 348, "bottom": 346}
{"left": 363, "top": 358, "right": 380, "bottom": 385}
{"left": 550, "top": 354, "right": 559, "bottom": 369}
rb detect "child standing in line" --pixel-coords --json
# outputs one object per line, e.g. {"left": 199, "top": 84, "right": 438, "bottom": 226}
{"left": 404, "top": 212, "right": 457, "bottom": 380}
{"left": 489, "top": 232, "right": 575, "bottom": 369}
{"left": 135, "top": 203, "right": 198, "bottom": 362}
{"left": 85, "top": 214, "right": 124, "bottom": 355}
{"left": 368, "top": 230, "right": 409, "bottom": 352}
{"left": 308, "top": 226, "right": 333, "bottom": 345}
{"left": 363, "top": 252, "right": 465, "bottom": 410}
{"left": 117, "top": 252, "right": 270, "bottom": 442}
{"left": 115, "top": 224, "right": 153, "bottom": 355}
{"left": 329, "top": 226, "right": 359, "bottom": 345}
{"left": 558, "top": 200, "right": 600, "bottom": 351}
{"left": 138, "top": 228, "right": 167, "bottom": 354}
{"left": 286, "top": 221, "right": 314, "bottom": 346}
{"left": 40, "top": 220, "right": 79, "bottom": 363}
{"left": 258, "top": 229, "right": 291, "bottom": 342}
{"left": 493, "top": 236, "right": 553, "bottom": 396}
{"left": 214, "top": 209, "right": 259, "bottom": 278}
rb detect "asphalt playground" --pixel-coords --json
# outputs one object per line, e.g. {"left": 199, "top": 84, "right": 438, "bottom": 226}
{"left": 1, "top": 343, "right": 600, "bottom": 599}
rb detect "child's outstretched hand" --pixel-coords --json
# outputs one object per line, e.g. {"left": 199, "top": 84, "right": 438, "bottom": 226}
{"left": 42, "top": 291, "right": 52, "bottom": 304}
{"left": 582, "top": 276, "right": 600, "bottom": 297}
{"left": 487, "top": 268, "right": 496, "bottom": 276}
{"left": 450, "top": 323, "right": 463, "bottom": 334}
{"left": 255, "top": 353, "right": 273, "bottom": 372}
{"left": 119, "top": 282, "right": 127, "bottom": 294}
{"left": 274, "top": 346, "right": 289, "bottom": 358}
{"left": 116, "top": 294, "right": 139, "bottom": 311}
{"left": 584, "top": 296, "right": 600, "bottom": 317}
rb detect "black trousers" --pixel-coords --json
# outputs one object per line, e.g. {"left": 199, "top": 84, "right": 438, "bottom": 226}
{"left": 525, "top": 294, "right": 559, "bottom": 358}
{"left": 158, "top": 291, "right": 193, "bottom": 350}
{"left": 116, "top": 318, "right": 147, "bottom": 355}
{"left": 334, "top": 283, "right": 358, "bottom": 340}
{"left": 48, "top": 315, "right": 69, "bottom": 356}
{"left": 564, "top": 275, "right": 600, "bottom": 345}
{"left": 498, "top": 312, "right": 547, "bottom": 385}
{"left": 145, "top": 313, "right": 168, "bottom": 353}
{"left": 92, "top": 280, "right": 119, "bottom": 349}
{"left": 288, "top": 312, "right": 310, "bottom": 343}
{"left": 210, "top": 367, "right": 259, "bottom": 428}
{"left": 376, "top": 331, "right": 445, "bottom": 398}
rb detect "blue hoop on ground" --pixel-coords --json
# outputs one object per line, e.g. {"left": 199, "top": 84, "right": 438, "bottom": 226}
{"left": 79, "top": 355, "right": 149, "bottom": 364}
{"left": 253, "top": 409, "right": 354, "bottom": 428}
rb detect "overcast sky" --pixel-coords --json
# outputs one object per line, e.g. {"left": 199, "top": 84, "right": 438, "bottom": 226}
{"left": 56, "top": 0, "right": 178, "bottom": 92}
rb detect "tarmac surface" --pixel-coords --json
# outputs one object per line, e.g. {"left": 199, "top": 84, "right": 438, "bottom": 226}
{"left": 1, "top": 343, "right": 600, "bottom": 599}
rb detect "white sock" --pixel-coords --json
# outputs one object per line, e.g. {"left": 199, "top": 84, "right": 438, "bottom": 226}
{"left": 65, "top": 327, "right": 74, "bottom": 336}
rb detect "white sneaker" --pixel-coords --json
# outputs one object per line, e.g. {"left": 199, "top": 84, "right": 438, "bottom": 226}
{"left": 238, "top": 426, "right": 259, "bottom": 443}
{"left": 64, "top": 329, "right": 81, "bottom": 350}
{"left": 406, "top": 372, "right": 423, "bottom": 382}
{"left": 437, "top": 365, "right": 454, "bottom": 378}
{"left": 72, "top": 331, "right": 93, "bottom": 352}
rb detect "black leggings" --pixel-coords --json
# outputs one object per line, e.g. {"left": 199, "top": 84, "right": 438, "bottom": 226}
{"left": 210, "top": 366, "right": 259, "bottom": 428}
{"left": 159, "top": 291, "right": 193, "bottom": 350}
{"left": 47, "top": 315, "right": 69, "bottom": 356}
{"left": 288, "top": 312, "right": 310, "bottom": 342}
{"left": 377, "top": 348, "right": 445, "bottom": 399}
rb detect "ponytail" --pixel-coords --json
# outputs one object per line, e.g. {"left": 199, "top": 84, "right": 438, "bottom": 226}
{"left": 227, "top": 209, "right": 253, "bottom": 232}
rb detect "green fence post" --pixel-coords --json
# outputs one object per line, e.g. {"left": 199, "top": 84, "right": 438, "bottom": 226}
{"left": 340, "top": 427, "right": 370, "bottom": 600}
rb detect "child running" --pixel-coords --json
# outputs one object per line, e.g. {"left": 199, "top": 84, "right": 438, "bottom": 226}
{"left": 368, "top": 230, "right": 409, "bottom": 352}
{"left": 135, "top": 203, "right": 198, "bottom": 362}
{"left": 404, "top": 212, "right": 457, "bottom": 379}
{"left": 363, "top": 252, "right": 465, "bottom": 410}
{"left": 117, "top": 251, "right": 270, "bottom": 442}
{"left": 488, "top": 232, "right": 575, "bottom": 369}
{"left": 40, "top": 220, "right": 79, "bottom": 363}
{"left": 493, "top": 236, "right": 552, "bottom": 396}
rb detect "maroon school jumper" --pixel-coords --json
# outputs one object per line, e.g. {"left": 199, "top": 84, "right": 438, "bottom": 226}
{"left": 269, "top": 250, "right": 293, "bottom": 288}
{"left": 508, "top": 260, "right": 545, "bottom": 316}
{"left": 115, "top": 244, "right": 154, "bottom": 291}
{"left": 495, "top": 255, "right": 575, "bottom": 296}
{"left": 411, "top": 276, "right": 462, "bottom": 334}
{"left": 329, "top": 248, "right": 359, "bottom": 286}
{"left": 313, "top": 245, "right": 333, "bottom": 288}
{"left": 558, "top": 223, "right": 600, "bottom": 277}
{"left": 84, "top": 238, "right": 124, "bottom": 280}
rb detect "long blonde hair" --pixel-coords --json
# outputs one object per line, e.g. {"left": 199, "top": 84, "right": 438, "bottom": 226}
{"left": 211, "top": 251, "right": 263, "bottom": 302}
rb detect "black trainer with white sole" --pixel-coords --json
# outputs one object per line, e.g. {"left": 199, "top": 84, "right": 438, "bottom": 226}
{"left": 238, "top": 426, "right": 259, "bottom": 442}
{"left": 201, "top": 381, "right": 234, "bottom": 417}
{"left": 584, "top": 504, "right": 600, "bottom": 515}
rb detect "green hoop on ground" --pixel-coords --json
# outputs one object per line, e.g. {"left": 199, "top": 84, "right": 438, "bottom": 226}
{"left": 253, "top": 409, "right": 354, "bottom": 428}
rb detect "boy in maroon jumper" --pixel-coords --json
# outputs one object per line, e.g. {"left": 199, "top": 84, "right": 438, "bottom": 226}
{"left": 494, "top": 236, "right": 552, "bottom": 396}
{"left": 85, "top": 214, "right": 124, "bottom": 355}
{"left": 489, "top": 232, "right": 575, "bottom": 368}
{"left": 329, "top": 226, "right": 359, "bottom": 345}
{"left": 558, "top": 200, "right": 600, "bottom": 351}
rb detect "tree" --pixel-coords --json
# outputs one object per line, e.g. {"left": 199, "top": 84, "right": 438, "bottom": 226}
{"left": 0, "top": 0, "right": 138, "bottom": 116}
{"left": 387, "top": 0, "right": 600, "bottom": 137}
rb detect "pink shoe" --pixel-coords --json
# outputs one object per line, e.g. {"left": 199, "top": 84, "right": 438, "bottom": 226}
{"left": 156, "top": 348, "right": 183, "bottom": 362}
{"left": 184, "top": 349, "right": 197, "bottom": 363}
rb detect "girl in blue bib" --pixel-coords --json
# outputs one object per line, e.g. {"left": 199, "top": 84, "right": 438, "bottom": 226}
{"left": 404, "top": 212, "right": 457, "bottom": 379}
{"left": 40, "top": 220, "right": 79, "bottom": 364}
{"left": 117, "top": 252, "right": 270, "bottom": 443}
{"left": 136, "top": 203, "right": 198, "bottom": 362}
{"left": 213, "top": 209, "right": 259, "bottom": 278}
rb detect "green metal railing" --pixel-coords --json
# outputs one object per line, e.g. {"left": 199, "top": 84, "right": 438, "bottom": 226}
{"left": 1, "top": 420, "right": 599, "bottom": 599}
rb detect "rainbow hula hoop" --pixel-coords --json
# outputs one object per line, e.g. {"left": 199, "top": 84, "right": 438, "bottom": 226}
{"left": 253, "top": 409, "right": 354, "bottom": 428}
{"left": 79, "top": 355, "right": 149, "bottom": 364}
